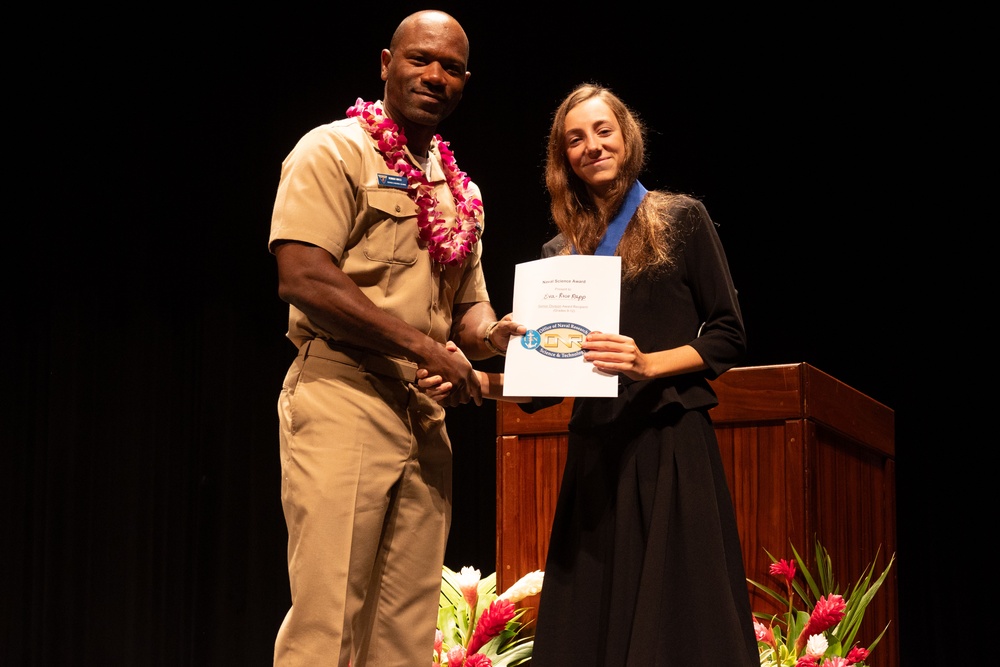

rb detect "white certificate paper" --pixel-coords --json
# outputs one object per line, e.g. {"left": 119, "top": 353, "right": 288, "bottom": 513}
{"left": 503, "top": 255, "right": 621, "bottom": 397}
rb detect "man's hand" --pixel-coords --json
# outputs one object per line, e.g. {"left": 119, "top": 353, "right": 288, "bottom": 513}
{"left": 417, "top": 341, "right": 474, "bottom": 404}
{"left": 417, "top": 340, "right": 482, "bottom": 406}
{"left": 487, "top": 313, "right": 527, "bottom": 355}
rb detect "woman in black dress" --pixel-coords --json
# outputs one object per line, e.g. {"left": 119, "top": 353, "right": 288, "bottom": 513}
{"left": 522, "top": 83, "right": 759, "bottom": 666}
{"left": 418, "top": 82, "right": 759, "bottom": 665}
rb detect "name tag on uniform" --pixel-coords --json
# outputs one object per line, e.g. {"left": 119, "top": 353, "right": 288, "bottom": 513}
{"left": 377, "top": 173, "right": 409, "bottom": 189}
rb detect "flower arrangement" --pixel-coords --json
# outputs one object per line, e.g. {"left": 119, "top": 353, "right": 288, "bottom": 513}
{"left": 435, "top": 566, "right": 543, "bottom": 666}
{"left": 748, "top": 539, "right": 895, "bottom": 667}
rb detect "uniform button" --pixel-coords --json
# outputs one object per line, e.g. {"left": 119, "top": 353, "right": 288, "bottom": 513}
{"left": 395, "top": 205, "right": 401, "bottom": 212}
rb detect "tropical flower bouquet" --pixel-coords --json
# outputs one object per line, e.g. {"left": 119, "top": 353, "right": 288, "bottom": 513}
{"left": 434, "top": 566, "right": 543, "bottom": 667}
{"left": 748, "top": 539, "right": 895, "bottom": 667}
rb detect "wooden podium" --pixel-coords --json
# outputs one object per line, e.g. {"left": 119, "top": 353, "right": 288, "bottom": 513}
{"left": 496, "top": 363, "right": 897, "bottom": 667}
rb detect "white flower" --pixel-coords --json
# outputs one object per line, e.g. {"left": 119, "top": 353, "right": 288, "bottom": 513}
{"left": 458, "top": 566, "right": 482, "bottom": 587}
{"left": 458, "top": 566, "right": 481, "bottom": 609}
{"left": 498, "top": 570, "right": 544, "bottom": 604}
{"left": 805, "top": 633, "right": 829, "bottom": 657}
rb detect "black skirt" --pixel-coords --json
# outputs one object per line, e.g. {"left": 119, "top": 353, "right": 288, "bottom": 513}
{"left": 529, "top": 407, "right": 759, "bottom": 666}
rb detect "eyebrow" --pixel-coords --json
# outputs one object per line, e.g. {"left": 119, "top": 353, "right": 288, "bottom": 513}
{"left": 565, "top": 119, "right": 614, "bottom": 133}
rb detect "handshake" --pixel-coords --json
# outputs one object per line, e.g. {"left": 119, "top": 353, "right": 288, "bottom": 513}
{"left": 416, "top": 314, "right": 528, "bottom": 407}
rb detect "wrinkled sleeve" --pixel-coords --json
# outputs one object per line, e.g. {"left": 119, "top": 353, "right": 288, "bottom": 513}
{"left": 268, "top": 126, "right": 358, "bottom": 261}
{"left": 682, "top": 201, "right": 746, "bottom": 379}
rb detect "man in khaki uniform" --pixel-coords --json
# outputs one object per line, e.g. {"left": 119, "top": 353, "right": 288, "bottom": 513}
{"left": 267, "top": 10, "right": 519, "bottom": 667}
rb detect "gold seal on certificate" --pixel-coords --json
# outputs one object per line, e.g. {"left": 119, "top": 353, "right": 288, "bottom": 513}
{"left": 503, "top": 255, "right": 621, "bottom": 397}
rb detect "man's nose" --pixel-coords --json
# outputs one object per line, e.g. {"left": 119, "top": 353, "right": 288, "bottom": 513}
{"left": 422, "top": 62, "right": 447, "bottom": 85}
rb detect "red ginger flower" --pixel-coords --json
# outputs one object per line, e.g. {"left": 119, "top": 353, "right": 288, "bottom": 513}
{"left": 846, "top": 645, "right": 869, "bottom": 663}
{"left": 770, "top": 558, "right": 797, "bottom": 583}
{"left": 771, "top": 557, "right": 798, "bottom": 620}
{"left": 466, "top": 598, "right": 515, "bottom": 656}
{"left": 794, "top": 594, "right": 846, "bottom": 652}
{"left": 793, "top": 657, "right": 819, "bottom": 667}
{"left": 464, "top": 654, "right": 492, "bottom": 667}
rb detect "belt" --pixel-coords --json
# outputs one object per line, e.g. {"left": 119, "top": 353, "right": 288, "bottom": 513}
{"left": 302, "top": 339, "right": 418, "bottom": 383}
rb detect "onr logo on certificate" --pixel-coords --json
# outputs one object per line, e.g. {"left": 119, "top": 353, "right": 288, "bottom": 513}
{"left": 503, "top": 255, "right": 621, "bottom": 397}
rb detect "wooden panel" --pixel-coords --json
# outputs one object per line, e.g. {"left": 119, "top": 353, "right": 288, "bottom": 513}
{"left": 496, "top": 433, "right": 565, "bottom": 582}
{"left": 709, "top": 363, "right": 894, "bottom": 456}
{"left": 496, "top": 432, "right": 566, "bottom": 628}
{"left": 809, "top": 423, "right": 898, "bottom": 667}
{"left": 497, "top": 397, "right": 572, "bottom": 435}
{"left": 715, "top": 421, "right": 808, "bottom": 618}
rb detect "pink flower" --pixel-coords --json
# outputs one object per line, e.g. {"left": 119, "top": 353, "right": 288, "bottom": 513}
{"left": 794, "top": 594, "right": 846, "bottom": 652}
{"left": 821, "top": 658, "right": 850, "bottom": 667}
{"left": 793, "top": 657, "right": 819, "bottom": 667}
{"left": 464, "top": 654, "right": 492, "bottom": 667}
{"left": 846, "top": 645, "right": 870, "bottom": 663}
{"left": 753, "top": 619, "right": 775, "bottom": 649}
{"left": 466, "top": 598, "right": 515, "bottom": 656}
{"left": 770, "top": 558, "right": 797, "bottom": 583}
{"left": 447, "top": 645, "right": 466, "bottom": 666}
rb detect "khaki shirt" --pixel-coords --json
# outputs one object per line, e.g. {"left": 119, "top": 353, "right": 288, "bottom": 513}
{"left": 269, "top": 114, "right": 490, "bottom": 350}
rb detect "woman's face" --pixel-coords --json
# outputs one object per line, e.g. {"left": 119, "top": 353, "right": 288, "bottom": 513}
{"left": 563, "top": 97, "right": 623, "bottom": 198}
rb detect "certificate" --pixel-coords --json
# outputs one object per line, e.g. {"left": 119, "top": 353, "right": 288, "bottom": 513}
{"left": 503, "top": 254, "right": 621, "bottom": 397}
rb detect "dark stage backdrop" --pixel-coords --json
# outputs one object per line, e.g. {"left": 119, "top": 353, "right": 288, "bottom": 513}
{"left": 7, "top": 3, "right": 961, "bottom": 665}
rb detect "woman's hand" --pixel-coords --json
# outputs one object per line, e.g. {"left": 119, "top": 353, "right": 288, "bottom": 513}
{"left": 583, "top": 332, "right": 707, "bottom": 381}
{"left": 581, "top": 332, "right": 651, "bottom": 381}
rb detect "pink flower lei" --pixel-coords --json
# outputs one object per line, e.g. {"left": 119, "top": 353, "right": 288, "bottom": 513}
{"left": 346, "top": 98, "right": 483, "bottom": 267}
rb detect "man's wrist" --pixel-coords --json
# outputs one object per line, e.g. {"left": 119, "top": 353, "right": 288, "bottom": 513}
{"left": 483, "top": 321, "right": 505, "bottom": 357}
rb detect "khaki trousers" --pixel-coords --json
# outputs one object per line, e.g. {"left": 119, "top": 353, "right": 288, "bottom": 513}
{"left": 273, "top": 340, "right": 452, "bottom": 667}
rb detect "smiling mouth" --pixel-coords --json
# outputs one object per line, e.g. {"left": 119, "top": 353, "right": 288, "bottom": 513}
{"left": 415, "top": 90, "right": 445, "bottom": 104}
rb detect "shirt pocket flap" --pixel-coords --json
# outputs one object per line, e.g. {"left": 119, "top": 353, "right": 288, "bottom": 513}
{"left": 366, "top": 188, "right": 417, "bottom": 219}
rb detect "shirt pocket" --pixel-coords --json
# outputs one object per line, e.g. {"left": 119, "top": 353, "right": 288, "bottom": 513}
{"left": 361, "top": 188, "right": 420, "bottom": 265}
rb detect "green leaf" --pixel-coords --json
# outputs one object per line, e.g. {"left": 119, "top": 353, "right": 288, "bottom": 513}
{"left": 490, "top": 641, "right": 534, "bottom": 666}
{"left": 791, "top": 540, "right": 821, "bottom": 605}
{"left": 746, "top": 577, "right": 790, "bottom": 609}
{"left": 832, "top": 548, "right": 895, "bottom": 652}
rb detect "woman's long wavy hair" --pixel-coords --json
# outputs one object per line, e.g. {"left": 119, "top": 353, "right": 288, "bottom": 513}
{"left": 545, "top": 83, "right": 681, "bottom": 282}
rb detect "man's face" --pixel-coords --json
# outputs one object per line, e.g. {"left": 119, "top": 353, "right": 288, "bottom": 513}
{"left": 381, "top": 16, "right": 470, "bottom": 130}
